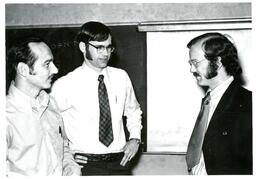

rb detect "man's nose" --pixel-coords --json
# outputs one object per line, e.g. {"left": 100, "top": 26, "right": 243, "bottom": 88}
{"left": 51, "top": 62, "right": 59, "bottom": 74}
{"left": 190, "top": 65, "right": 196, "bottom": 73}
{"left": 101, "top": 48, "right": 109, "bottom": 56}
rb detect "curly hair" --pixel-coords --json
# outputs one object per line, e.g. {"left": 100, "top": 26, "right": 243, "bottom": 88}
{"left": 187, "top": 32, "right": 242, "bottom": 76}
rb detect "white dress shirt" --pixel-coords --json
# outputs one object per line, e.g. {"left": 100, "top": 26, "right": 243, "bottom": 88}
{"left": 191, "top": 76, "right": 234, "bottom": 175}
{"left": 6, "top": 83, "right": 80, "bottom": 176}
{"left": 51, "top": 62, "right": 142, "bottom": 154}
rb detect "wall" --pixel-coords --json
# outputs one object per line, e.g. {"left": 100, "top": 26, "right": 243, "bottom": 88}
{"left": 132, "top": 153, "right": 188, "bottom": 175}
{"left": 5, "top": 3, "right": 251, "bottom": 175}
{"left": 6, "top": 3, "right": 251, "bottom": 27}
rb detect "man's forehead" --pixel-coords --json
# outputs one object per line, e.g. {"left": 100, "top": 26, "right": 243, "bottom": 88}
{"left": 28, "top": 42, "right": 53, "bottom": 62}
{"left": 29, "top": 41, "right": 49, "bottom": 51}
{"left": 189, "top": 43, "right": 205, "bottom": 57}
{"left": 90, "top": 35, "right": 112, "bottom": 44}
{"left": 28, "top": 42, "right": 52, "bottom": 56}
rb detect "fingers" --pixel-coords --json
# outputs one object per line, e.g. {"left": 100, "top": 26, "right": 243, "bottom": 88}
{"left": 120, "top": 149, "right": 135, "bottom": 166}
{"left": 63, "top": 167, "right": 73, "bottom": 176}
{"left": 120, "top": 153, "right": 130, "bottom": 166}
{"left": 63, "top": 167, "right": 82, "bottom": 176}
{"left": 120, "top": 140, "right": 140, "bottom": 166}
{"left": 74, "top": 154, "right": 88, "bottom": 164}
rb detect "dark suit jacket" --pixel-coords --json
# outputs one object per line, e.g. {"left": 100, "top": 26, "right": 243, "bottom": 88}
{"left": 202, "top": 80, "right": 252, "bottom": 175}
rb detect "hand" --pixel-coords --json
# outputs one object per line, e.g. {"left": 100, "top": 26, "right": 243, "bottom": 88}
{"left": 120, "top": 139, "right": 140, "bottom": 166}
{"left": 63, "top": 165, "right": 82, "bottom": 176}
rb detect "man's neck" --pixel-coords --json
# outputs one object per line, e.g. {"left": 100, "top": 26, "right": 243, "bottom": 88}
{"left": 14, "top": 78, "right": 40, "bottom": 99}
{"left": 208, "top": 73, "right": 232, "bottom": 90}
{"left": 84, "top": 60, "right": 104, "bottom": 73}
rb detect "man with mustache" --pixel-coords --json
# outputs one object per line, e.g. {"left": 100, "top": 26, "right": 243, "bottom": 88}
{"left": 6, "top": 38, "right": 81, "bottom": 176}
{"left": 51, "top": 21, "right": 142, "bottom": 175}
{"left": 186, "top": 32, "right": 252, "bottom": 175}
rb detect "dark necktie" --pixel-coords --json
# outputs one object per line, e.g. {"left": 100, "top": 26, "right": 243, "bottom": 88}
{"left": 98, "top": 75, "right": 114, "bottom": 147}
{"left": 186, "top": 92, "right": 211, "bottom": 171}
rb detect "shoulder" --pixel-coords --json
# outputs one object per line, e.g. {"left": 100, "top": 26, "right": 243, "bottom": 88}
{"left": 238, "top": 85, "right": 251, "bottom": 96}
{"left": 107, "top": 66, "right": 127, "bottom": 74}
{"left": 6, "top": 98, "right": 16, "bottom": 122}
{"left": 107, "top": 67, "right": 132, "bottom": 85}
{"left": 107, "top": 66, "right": 129, "bottom": 78}
{"left": 6, "top": 94, "right": 19, "bottom": 115}
{"left": 52, "top": 66, "right": 82, "bottom": 88}
{"left": 59, "top": 66, "right": 82, "bottom": 80}
{"left": 230, "top": 82, "right": 252, "bottom": 100}
{"left": 225, "top": 81, "right": 252, "bottom": 111}
{"left": 236, "top": 85, "right": 252, "bottom": 109}
{"left": 6, "top": 94, "right": 26, "bottom": 127}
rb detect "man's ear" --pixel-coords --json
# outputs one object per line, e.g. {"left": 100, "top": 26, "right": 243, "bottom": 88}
{"left": 79, "top": 42, "right": 86, "bottom": 53}
{"left": 17, "top": 62, "right": 29, "bottom": 77}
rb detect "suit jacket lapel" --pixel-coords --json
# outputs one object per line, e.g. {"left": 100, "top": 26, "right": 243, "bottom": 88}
{"left": 209, "top": 81, "right": 239, "bottom": 124}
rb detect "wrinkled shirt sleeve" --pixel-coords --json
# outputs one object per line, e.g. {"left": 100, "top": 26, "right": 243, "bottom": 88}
{"left": 123, "top": 72, "right": 143, "bottom": 140}
{"left": 51, "top": 97, "right": 81, "bottom": 176}
{"left": 61, "top": 126, "right": 81, "bottom": 176}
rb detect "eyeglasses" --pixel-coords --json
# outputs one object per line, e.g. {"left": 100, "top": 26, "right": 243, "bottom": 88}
{"left": 88, "top": 43, "right": 115, "bottom": 53}
{"left": 188, "top": 59, "right": 207, "bottom": 68}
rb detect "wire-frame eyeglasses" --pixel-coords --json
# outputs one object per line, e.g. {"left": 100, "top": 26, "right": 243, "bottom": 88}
{"left": 188, "top": 59, "right": 207, "bottom": 68}
{"left": 88, "top": 43, "right": 115, "bottom": 54}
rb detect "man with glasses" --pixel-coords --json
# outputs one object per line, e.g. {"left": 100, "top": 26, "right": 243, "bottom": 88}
{"left": 186, "top": 32, "right": 252, "bottom": 175}
{"left": 51, "top": 21, "right": 142, "bottom": 175}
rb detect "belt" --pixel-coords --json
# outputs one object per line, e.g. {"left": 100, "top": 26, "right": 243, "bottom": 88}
{"left": 75, "top": 152, "right": 124, "bottom": 162}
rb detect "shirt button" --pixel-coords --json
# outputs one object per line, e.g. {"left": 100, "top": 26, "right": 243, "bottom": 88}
{"left": 32, "top": 107, "right": 38, "bottom": 112}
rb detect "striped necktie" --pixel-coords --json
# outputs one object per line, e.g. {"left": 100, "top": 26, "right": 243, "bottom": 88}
{"left": 98, "top": 75, "right": 114, "bottom": 147}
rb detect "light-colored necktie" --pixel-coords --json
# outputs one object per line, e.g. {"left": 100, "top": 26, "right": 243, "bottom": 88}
{"left": 98, "top": 75, "right": 114, "bottom": 147}
{"left": 186, "top": 92, "right": 211, "bottom": 171}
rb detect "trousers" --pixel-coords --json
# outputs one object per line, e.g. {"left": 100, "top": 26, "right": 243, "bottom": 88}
{"left": 78, "top": 152, "right": 132, "bottom": 175}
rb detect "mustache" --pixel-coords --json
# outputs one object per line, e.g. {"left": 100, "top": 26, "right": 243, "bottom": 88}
{"left": 48, "top": 75, "right": 55, "bottom": 80}
{"left": 193, "top": 72, "right": 200, "bottom": 77}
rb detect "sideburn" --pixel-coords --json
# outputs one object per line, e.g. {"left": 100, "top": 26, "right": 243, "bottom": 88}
{"left": 85, "top": 45, "right": 93, "bottom": 61}
{"left": 206, "top": 60, "right": 219, "bottom": 79}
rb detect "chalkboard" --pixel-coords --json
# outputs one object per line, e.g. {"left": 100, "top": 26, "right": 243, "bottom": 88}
{"left": 6, "top": 25, "right": 147, "bottom": 151}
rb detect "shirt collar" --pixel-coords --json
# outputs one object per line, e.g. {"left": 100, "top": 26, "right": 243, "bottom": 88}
{"left": 81, "top": 61, "right": 109, "bottom": 80}
{"left": 8, "top": 81, "right": 50, "bottom": 110}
